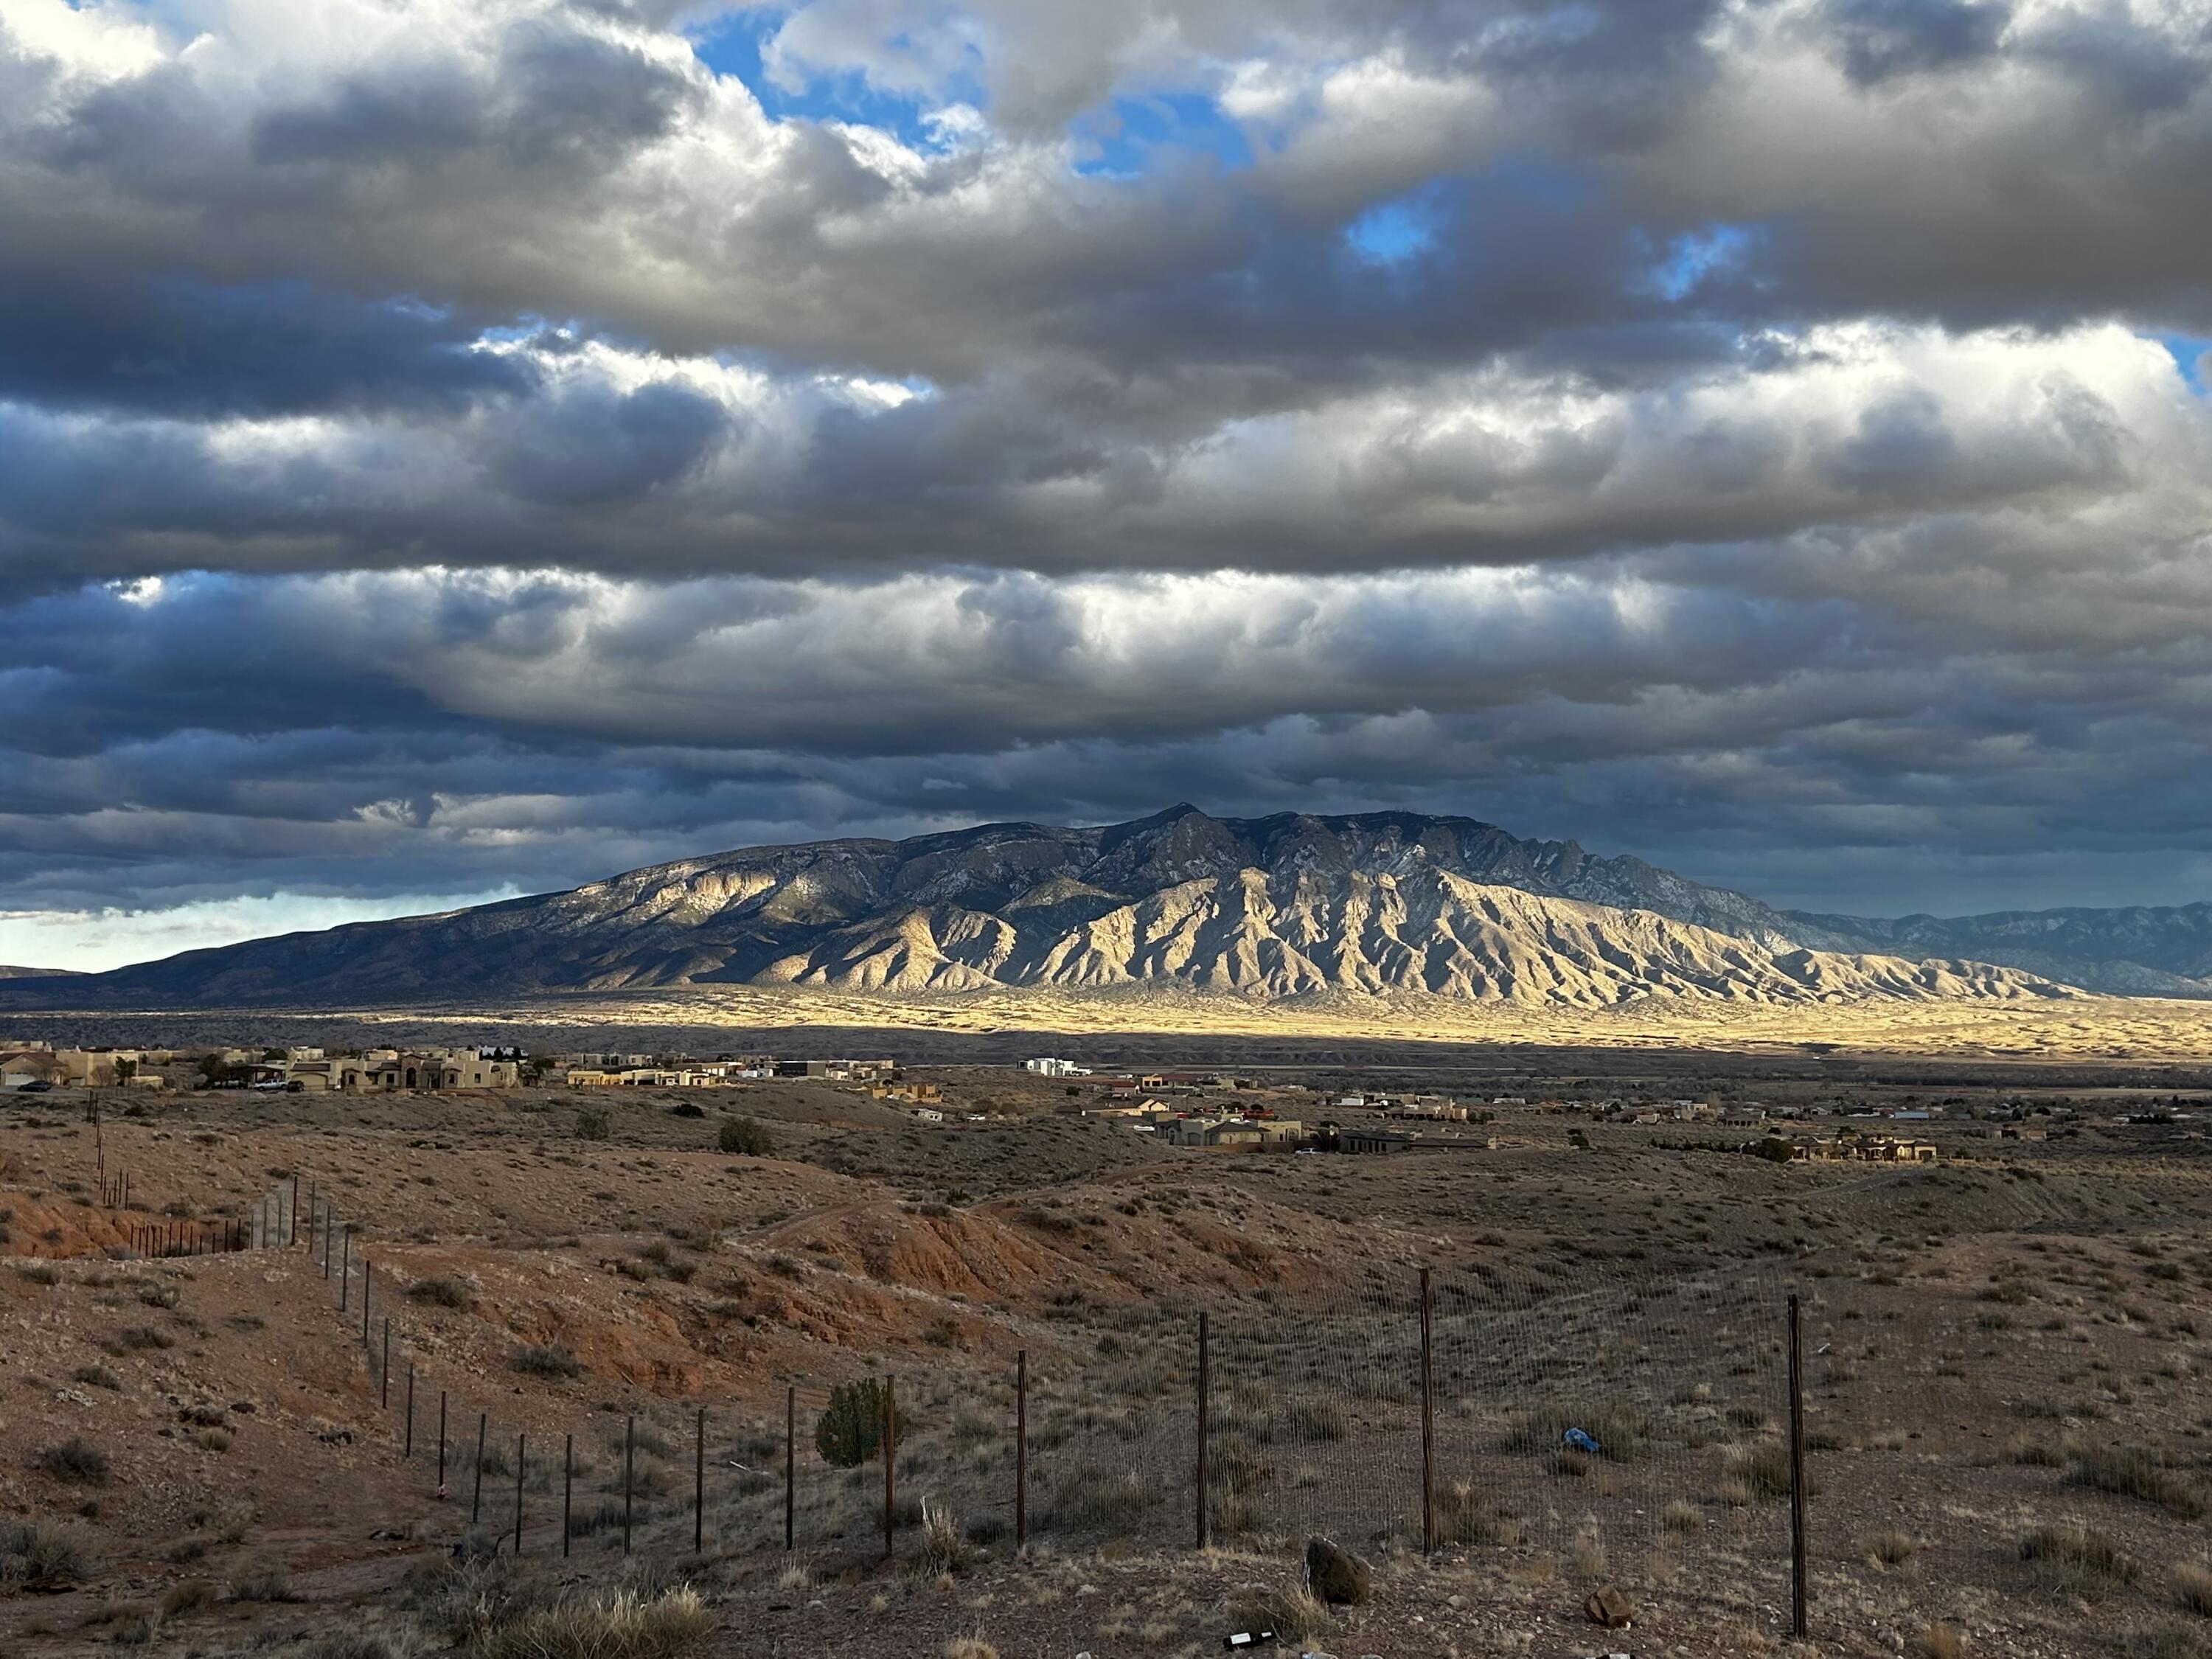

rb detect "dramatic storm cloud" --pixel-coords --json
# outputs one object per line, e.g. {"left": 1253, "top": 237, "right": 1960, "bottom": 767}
{"left": 3, "top": 0, "right": 2211, "bottom": 964}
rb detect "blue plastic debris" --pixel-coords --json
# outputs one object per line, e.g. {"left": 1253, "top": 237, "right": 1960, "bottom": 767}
{"left": 1562, "top": 1427, "right": 1601, "bottom": 1455}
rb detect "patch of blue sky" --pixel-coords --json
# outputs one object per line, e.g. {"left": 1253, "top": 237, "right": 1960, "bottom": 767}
{"left": 1346, "top": 197, "right": 1436, "bottom": 265}
{"left": 686, "top": 7, "right": 979, "bottom": 151}
{"left": 1652, "top": 222, "right": 1759, "bottom": 302}
{"left": 2152, "top": 331, "right": 2210, "bottom": 393}
{"left": 1069, "top": 91, "right": 1255, "bottom": 179}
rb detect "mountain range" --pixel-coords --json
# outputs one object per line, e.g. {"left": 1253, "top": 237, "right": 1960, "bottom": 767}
{"left": 9, "top": 803, "right": 2186, "bottom": 1012}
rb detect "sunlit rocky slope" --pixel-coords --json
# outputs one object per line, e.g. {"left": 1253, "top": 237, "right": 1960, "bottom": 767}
{"left": 0, "top": 806, "right": 2083, "bottom": 1010}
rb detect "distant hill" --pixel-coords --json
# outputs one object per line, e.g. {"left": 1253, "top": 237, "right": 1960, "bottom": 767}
{"left": 0, "top": 806, "right": 2082, "bottom": 1012}
{"left": 0, "top": 965, "right": 80, "bottom": 979}
{"left": 1785, "top": 904, "right": 2212, "bottom": 1000}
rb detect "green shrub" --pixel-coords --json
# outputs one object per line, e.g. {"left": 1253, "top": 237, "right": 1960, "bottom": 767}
{"left": 718, "top": 1116, "right": 773, "bottom": 1156}
{"left": 232, "top": 1564, "right": 300, "bottom": 1601}
{"left": 574, "top": 1105, "right": 611, "bottom": 1142}
{"left": 815, "top": 1380, "right": 899, "bottom": 1468}
{"left": 407, "top": 1274, "right": 473, "bottom": 1309}
{"left": 29, "top": 1437, "right": 110, "bottom": 1484}
{"left": 0, "top": 1521, "right": 88, "bottom": 1588}
{"left": 515, "top": 1343, "right": 583, "bottom": 1379}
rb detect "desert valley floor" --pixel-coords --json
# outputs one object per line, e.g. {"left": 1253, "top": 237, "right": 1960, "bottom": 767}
{"left": 5, "top": 1004, "right": 2212, "bottom": 1658}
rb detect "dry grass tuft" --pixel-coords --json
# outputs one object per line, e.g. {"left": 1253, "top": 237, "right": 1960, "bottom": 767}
{"left": 1227, "top": 1585, "right": 1333, "bottom": 1644}
{"left": 943, "top": 1638, "right": 998, "bottom": 1659}
{"left": 2068, "top": 1445, "right": 2206, "bottom": 1519}
{"left": 2176, "top": 1562, "right": 2212, "bottom": 1618}
{"left": 1570, "top": 1520, "right": 1607, "bottom": 1579}
{"left": 1916, "top": 1622, "right": 1966, "bottom": 1659}
{"left": 1722, "top": 1441, "right": 1795, "bottom": 1500}
{"left": 917, "top": 1500, "right": 971, "bottom": 1578}
{"left": 160, "top": 1579, "right": 217, "bottom": 1619}
{"left": 1868, "top": 1529, "right": 1920, "bottom": 1568}
{"left": 469, "top": 1585, "right": 709, "bottom": 1659}
{"left": 1505, "top": 1400, "right": 1649, "bottom": 1463}
{"left": 2022, "top": 1521, "right": 2138, "bottom": 1599}
{"left": 1437, "top": 1480, "right": 1525, "bottom": 1545}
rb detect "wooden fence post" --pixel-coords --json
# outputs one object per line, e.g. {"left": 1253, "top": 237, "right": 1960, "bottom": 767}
{"left": 1789, "top": 1293, "right": 1808, "bottom": 1638}
{"left": 1195, "top": 1310, "right": 1211, "bottom": 1550}
{"left": 883, "top": 1377, "right": 897, "bottom": 1562}
{"left": 1015, "top": 1349, "right": 1029, "bottom": 1553}
{"left": 1419, "top": 1267, "right": 1436, "bottom": 1556}
{"left": 472, "top": 1412, "right": 487, "bottom": 1526}
{"left": 1194, "top": 1318, "right": 1212, "bottom": 1557}
{"left": 784, "top": 1385, "right": 796, "bottom": 1552}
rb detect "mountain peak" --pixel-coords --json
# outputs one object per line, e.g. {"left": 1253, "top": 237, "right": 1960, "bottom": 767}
{"left": 0, "top": 804, "right": 2089, "bottom": 1010}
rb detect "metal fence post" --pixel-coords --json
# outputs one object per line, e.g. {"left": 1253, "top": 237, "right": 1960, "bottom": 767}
{"left": 290, "top": 1175, "right": 299, "bottom": 1246}
{"left": 1419, "top": 1267, "right": 1436, "bottom": 1556}
{"left": 473, "top": 1412, "right": 487, "bottom": 1526}
{"left": 883, "top": 1377, "right": 896, "bottom": 1562}
{"left": 380, "top": 1319, "right": 391, "bottom": 1408}
{"left": 694, "top": 1407, "right": 705, "bottom": 1556}
{"left": 363, "top": 1259, "right": 373, "bottom": 1345}
{"left": 1789, "top": 1292, "right": 1808, "bottom": 1638}
{"left": 1195, "top": 1310, "right": 1211, "bottom": 1550}
{"left": 1015, "top": 1349, "right": 1028, "bottom": 1553}
{"left": 339, "top": 1225, "right": 350, "bottom": 1310}
{"left": 438, "top": 1391, "right": 448, "bottom": 1495}
{"left": 784, "top": 1385, "right": 796, "bottom": 1551}
{"left": 563, "top": 1433, "right": 574, "bottom": 1559}
{"left": 515, "top": 1433, "right": 526, "bottom": 1556}
{"left": 405, "top": 1363, "right": 415, "bottom": 1458}
{"left": 624, "top": 1415, "right": 635, "bottom": 1554}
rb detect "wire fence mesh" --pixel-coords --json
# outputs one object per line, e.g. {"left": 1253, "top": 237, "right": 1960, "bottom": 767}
{"left": 183, "top": 1165, "right": 2212, "bottom": 1649}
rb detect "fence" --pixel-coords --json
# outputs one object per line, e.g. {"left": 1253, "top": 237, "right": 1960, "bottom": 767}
{"left": 232, "top": 1174, "right": 1826, "bottom": 1637}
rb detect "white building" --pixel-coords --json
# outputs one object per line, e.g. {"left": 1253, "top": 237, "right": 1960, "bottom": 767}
{"left": 1023, "top": 1057, "right": 1091, "bottom": 1077}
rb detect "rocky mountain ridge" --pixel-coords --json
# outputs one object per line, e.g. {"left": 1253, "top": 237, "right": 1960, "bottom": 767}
{"left": 0, "top": 806, "right": 2085, "bottom": 1011}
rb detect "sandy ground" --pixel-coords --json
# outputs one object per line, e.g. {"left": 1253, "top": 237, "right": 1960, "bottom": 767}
{"left": 3, "top": 1057, "right": 2211, "bottom": 1658}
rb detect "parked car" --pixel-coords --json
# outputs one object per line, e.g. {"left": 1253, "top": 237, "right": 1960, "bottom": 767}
{"left": 13, "top": 1079, "right": 52, "bottom": 1093}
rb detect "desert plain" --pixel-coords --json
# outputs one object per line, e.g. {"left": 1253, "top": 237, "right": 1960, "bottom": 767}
{"left": 3, "top": 990, "right": 2212, "bottom": 1659}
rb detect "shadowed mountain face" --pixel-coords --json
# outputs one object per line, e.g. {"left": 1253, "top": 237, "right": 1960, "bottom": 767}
{"left": 1785, "top": 905, "right": 2212, "bottom": 1000}
{"left": 0, "top": 806, "right": 2086, "bottom": 1010}
{"left": 0, "top": 966, "right": 78, "bottom": 978}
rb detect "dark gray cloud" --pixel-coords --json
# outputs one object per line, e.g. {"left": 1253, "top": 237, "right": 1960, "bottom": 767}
{"left": 2, "top": 0, "right": 2211, "bottom": 958}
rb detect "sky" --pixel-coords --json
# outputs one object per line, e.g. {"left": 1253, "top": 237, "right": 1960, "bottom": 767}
{"left": 4, "top": 0, "right": 2212, "bottom": 971}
